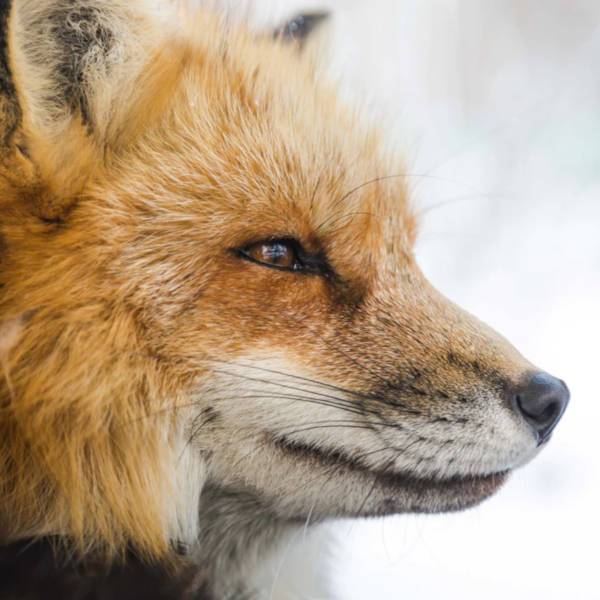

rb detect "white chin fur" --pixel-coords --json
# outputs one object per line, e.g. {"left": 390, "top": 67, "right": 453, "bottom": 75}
{"left": 170, "top": 356, "right": 539, "bottom": 596}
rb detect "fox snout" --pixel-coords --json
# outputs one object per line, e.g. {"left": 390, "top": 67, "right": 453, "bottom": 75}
{"left": 365, "top": 274, "right": 570, "bottom": 452}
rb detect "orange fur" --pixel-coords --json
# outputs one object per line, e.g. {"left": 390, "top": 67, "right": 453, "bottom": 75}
{"left": 0, "top": 2, "right": 560, "bottom": 582}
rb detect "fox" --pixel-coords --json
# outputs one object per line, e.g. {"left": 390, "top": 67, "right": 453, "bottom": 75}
{"left": 0, "top": 1, "right": 569, "bottom": 598}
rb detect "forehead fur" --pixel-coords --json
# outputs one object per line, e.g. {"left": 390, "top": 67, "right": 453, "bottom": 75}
{"left": 86, "top": 12, "right": 417, "bottom": 274}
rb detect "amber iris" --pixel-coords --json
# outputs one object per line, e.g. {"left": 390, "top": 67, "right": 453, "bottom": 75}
{"left": 244, "top": 241, "right": 296, "bottom": 269}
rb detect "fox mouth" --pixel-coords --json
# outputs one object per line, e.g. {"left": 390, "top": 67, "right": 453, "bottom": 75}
{"left": 273, "top": 436, "right": 509, "bottom": 516}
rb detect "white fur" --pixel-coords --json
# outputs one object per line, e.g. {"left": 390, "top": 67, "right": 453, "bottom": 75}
{"left": 172, "top": 355, "right": 539, "bottom": 597}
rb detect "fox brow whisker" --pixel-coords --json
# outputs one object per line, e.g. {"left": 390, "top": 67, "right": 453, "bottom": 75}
{"left": 309, "top": 169, "right": 325, "bottom": 211}
{"left": 327, "top": 174, "right": 409, "bottom": 219}
{"left": 315, "top": 210, "right": 380, "bottom": 234}
{"left": 330, "top": 172, "right": 492, "bottom": 216}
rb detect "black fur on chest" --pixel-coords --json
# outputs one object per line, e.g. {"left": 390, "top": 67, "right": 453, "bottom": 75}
{"left": 0, "top": 538, "right": 213, "bottom": 600}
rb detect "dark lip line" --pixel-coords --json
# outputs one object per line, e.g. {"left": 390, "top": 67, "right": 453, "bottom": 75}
{"left": 272, "top": 434, "right": 508, "bottom": 487}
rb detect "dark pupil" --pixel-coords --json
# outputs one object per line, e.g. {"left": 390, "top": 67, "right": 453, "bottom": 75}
{"left": 263, "top": 243, "right": 290, "bottom": 264}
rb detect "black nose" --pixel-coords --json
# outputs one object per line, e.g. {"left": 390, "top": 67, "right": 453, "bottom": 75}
{"left": 513, "top": 373, "right": 569, "bottom": 443}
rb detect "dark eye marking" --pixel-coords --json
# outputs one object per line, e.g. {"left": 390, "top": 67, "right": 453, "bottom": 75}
{"left": 273, "top": 12, "right": 330, "bottom": 45}
{"left": 235, "top": 238, "right": 331, "bottom": 276}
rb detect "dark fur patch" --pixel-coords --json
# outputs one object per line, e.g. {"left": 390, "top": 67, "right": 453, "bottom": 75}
{"left": 43, "top": 4, "right": 115, "bottom": 130}
{"left": 274, "top": 12, "right": 330, "bottom": 47}
{"left": 0, "top": 0, "right": 22, "bottom": 148}
{"left": 0, "top": 538, "right": 214, "bottom": 600}
{"left": 201, "top": 406, "right": 220, "bottom": 424}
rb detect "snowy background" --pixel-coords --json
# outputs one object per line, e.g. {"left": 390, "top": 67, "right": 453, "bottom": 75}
{"left": 205, "top": 1, "right": 600, "bottom": 598}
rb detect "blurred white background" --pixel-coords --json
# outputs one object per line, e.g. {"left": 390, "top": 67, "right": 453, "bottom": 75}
{"left": 207, "top": 1, "right": 600, "bottom": 598}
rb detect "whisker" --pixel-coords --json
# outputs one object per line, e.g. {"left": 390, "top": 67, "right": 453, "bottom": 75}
{"left": 309, "top": 169, "right": 324, "bottom": 211}
{"left": 314, "top": 210, "right": 379, "bottom": 234}
{"left": 279, "top": 444, "right": 396, "bottom": 494}
{"left": 326, "top": 173, "right": 410, "bottom": 219}
{"left": 207, "top": 372, "right": 372, "bottom": 415}
{"left": 209, "top": 367, "right": 355, "bottom": 403}
{"left": 210, "top": 367, "right": 422, "bottom": 416}
{"left": 319, "top": 171, "right": 493, "bottom": 233}
{"left": 276, "top": 423, "right": 384, "bottom": 436}
{"left": 356, "top": 454, "right": 398, "bottom": 515}
{"left": 207, "top": 359, "right": 379, "bottom": 401}
{"left": 211, "top": 360, "right": 425, "bottom": 414}
{"left": 277, "top": 418, "right": 404, "bottom": 437}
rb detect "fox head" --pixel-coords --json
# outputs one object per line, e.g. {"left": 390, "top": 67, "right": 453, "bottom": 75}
{"left": 0, "top": 0, "right": 568, "bottom": 571}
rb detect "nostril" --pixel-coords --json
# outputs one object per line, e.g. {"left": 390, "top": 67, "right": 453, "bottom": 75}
{"left": 513, "top": 373, "right": 569, "bottom": 443}
{"left": 540, "top": 401, "right": 561, "bottom": 422}
{"left": 516, "top": 395, "right": 560, "bottom": 423}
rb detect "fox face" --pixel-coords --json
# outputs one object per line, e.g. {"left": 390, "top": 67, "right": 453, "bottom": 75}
{"left": 0, "top": 0, "right": 568, "bottom": 587}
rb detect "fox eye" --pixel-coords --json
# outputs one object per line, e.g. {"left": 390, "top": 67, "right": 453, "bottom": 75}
{"left": 239, "top": 239, "right": 301, "bottom": 271}
{"left": 237, "top": 238, "right": 332, "bottom": 276}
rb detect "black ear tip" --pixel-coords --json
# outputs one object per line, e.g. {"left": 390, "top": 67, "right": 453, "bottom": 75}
{"left": 274, "top": 11, "right": 331, "bottom": 44}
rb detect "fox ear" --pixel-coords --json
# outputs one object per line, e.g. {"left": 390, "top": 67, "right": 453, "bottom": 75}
{"left": 273, "top": 12, "right": 330, "bottom": 49}
{"left": 2, "top": 1, "right": 177, "bottom": 217}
